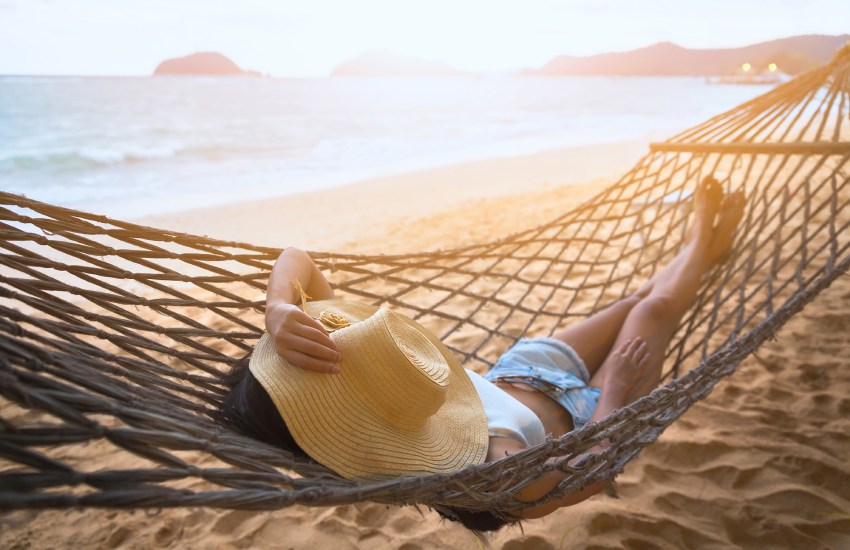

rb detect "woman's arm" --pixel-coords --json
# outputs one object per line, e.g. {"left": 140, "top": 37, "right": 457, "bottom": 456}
{"left": 511, "top": 338, "right": 649, "bottom": 518}
{"left": 264, "top": 247, "right": 342, "bottom": 374}
{"left": 266, "top": 247, "right": 335, "bottom": 307}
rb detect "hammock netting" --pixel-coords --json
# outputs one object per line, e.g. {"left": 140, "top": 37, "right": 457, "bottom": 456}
{"left": 2, "top": 44, "right": 849, "bottom": 515}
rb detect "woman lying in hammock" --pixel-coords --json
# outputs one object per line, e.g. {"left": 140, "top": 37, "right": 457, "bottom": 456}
{"left": 220, "top": 176, "right": 745, "bottom": 533}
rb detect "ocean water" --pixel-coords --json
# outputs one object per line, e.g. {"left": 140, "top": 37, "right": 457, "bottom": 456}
{"left": 0, "top": 76, "right": 771, "bottom": 218}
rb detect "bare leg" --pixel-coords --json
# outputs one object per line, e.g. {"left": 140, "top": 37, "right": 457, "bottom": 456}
{"left": 555, "top": 177, "right": 724, "bottom": 378}
{"left": 706, "top": 191, "right": 746, "bottom": 267}
{"left": 589, "top": 245, "right": 708, "bottom": 396}
{"left": 587, "top": 178, "right": 735, "bottom": 394}
{"left": 551, "top": 285, "right": 649, "bottom": 376}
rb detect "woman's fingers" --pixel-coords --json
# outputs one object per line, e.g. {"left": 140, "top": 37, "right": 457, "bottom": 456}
{"left": 274, "top": 327, "right": 341, "bottom": 365}
{"left": 289, "top": 309, "right": 333, "bottom": 340}
{"left": 631, "top": 339, "right": 647, "bottom": 360}
{"left": 281, "top": 349, "right": 341, "bottom": 374}
{"left": 287, "top": 333, "right": 341, "bottom": 363}
{"left": 294, "top": 307, "right": 329, "bottom": 332}
{"left": 622, "top": 336, "right": 642, "bottom": 359}
{"left": 290, "top": 323, "right": 340, "bottom": 358}
{"left": 264, "top": 303, "right": 344, "bottom": 374}
{"left": 267, "top": 308, "right": 345, "bottom": 373}
{"left": 613, "top": 337, "right": 650, "bottom": 372}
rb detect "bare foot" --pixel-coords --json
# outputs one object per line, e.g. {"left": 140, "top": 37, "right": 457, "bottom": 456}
{"left": 686, "top": 176, "right": 724, "bottom": 245}
{"left": 706, "top": 191, "right": 746, "bottom": 267}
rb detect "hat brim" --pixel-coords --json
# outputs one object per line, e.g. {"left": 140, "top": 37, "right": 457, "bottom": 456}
{"left": 250, "top": 299, "right": 488, "bottom": 481}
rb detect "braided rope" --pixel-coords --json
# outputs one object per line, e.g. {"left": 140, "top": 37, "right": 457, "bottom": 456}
{"left": 1, "top": 43, "right": 849, "bottom": 513}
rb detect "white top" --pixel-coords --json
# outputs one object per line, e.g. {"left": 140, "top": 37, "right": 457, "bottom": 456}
{"left": 465, "top": 369, "right": 546, "bottom": 448}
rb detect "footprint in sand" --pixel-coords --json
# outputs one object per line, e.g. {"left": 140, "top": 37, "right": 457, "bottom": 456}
{"left": 750, "top": 490, "right": 846, "bottom": 519}
{"left": 797, "top": 362, "right": 832, "bottom": 391}
{"left": 650, "top": 439, "right": 737, "bottom": 470}
{"left": 152, "top": 518, "right": 183, "bottom": 547}
{"left": 751, "top": 352, "right": 785, "bottom": 374}
{"left": 178, "top": 509, "right": 214, "bottom": 541}
{"left": 768, "top": 454, "right": 849, "bottom": 488}
{"left": 807, "top": 312, "right": 850, "bottom": 333}
{"left": 725, "top": 491, "right": 847, "bottom": 547}
{"left": 795, "top": 518, "right": 850, "bottom": 549}
{"left": 661, "top": 463, "right": 763, "bottom": 492}
{"left": 719, "top": 382, "right": 745, "bottom": 402}
{"left": 105, "top": 526, "right": 131, "bottom": 548}
{"left": 586, "top": 511, "right": 722, "bottom": 548}
{"left": 352, "top": 503, "right": 391, "bottom": 529}
{"left": 356, "top": 529, "right": 384, "bottom": 545}
{"left": 388, "top": 513, "right": 419, "bottom": 533}
{"left": 211, "top": 510, "right": 268, "bottom": 539}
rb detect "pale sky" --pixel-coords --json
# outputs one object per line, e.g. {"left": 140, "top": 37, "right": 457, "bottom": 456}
{"left": 1, "top": 0, "right": 848, "bottom": 76}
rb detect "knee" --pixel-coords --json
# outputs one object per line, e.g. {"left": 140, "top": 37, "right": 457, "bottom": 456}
{"left": 631, "top": 295, "right": 677, "bottom": 327}
{"left": 612, "top": 292, "right": 643, "bottom": 315}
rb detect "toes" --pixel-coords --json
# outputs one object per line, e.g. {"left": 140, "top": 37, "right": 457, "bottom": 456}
{"left": 697, "top": 175, "right": 713, "bottom": 197}
{"left": 695, "top": 175, "right": 724, "bottom": 215}
{"left": 694, "top": 176, "right": 723, "bottom": 213}
{"left": 705, "top": 189, "right": 746, "bottom": 267}
{"left": 714, "top": 206, "right": 735, "bottom": 233}
{"left": 717, "top": 191, "right": 746, "bottom": 226}
{"left": 724, "top": 192, "right": 746, "bottom": 225}
{"left": 706, "top": 176, "right": 723, "bottom": 202}
{"left": 717, "top": 193, "right": 733, "bottom": 215}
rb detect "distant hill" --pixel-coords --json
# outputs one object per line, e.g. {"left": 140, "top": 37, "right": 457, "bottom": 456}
{"left": 526, "top": 35, "right": 850, "bottom": 76}
{"left": 153, "top": 52, "right": 260, "bottom": 76}
{"left": 331, "top": 50, "right": 472, "bottom": 77}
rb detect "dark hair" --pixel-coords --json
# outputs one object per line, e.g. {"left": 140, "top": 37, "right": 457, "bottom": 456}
{"left": 434, "top": 505, "right": 515, "bottom": 537}
{"left": 217, "top": 353, "right": 305, "bottom": 456}
{"left": 219, "top": 354, "right": 512, "bottom": 536}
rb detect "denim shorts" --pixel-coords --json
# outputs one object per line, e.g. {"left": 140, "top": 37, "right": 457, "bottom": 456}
{"left": 484, "top": 337, "right": 601, "bottom": 430}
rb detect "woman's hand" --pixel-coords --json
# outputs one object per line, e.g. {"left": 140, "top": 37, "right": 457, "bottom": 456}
{"left": 603, "top": 336, "right": 650, "bottom": 396}
{"left": 265, "top": 302, "right": 342, "bottom": 374}
{"left": 509, "top": 336, "right": 652, "bottom": 519}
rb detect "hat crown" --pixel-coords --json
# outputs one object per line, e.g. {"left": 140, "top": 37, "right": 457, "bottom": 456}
{"left": 342, "top": 309, "right": 450, "bottom": 429}
{"left": 250, "top": 299, "right": 488, "bottom": 480}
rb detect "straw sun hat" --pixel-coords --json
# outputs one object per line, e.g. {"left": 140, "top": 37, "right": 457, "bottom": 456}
{"left": 249, "top": 299, "right": 488, "bottom": 481}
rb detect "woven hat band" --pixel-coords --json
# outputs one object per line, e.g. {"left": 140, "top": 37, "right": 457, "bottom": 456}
{"left": 341, "top": 309, "right": 450, "bottom": 429}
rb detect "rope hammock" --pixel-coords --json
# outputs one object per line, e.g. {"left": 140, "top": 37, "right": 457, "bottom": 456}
{"left": 2, "top": 43, "right": 849, "bottom": 515}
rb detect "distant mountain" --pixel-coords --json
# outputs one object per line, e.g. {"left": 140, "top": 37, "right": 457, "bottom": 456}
{"left": 153, "top": 52, "right": 260, "bottom": 76}
{"left": 331, "top": 50, "right": 472, "bottom": 77}
{"left": 526, "top": 35, "right": 850, "bottom": 77}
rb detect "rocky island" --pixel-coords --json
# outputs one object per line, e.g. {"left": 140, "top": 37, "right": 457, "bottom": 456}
{"left": 524, "top": 34, "right": 849, "bottom": 76}
{"left": 153, "top": 52, "right": 260, "bottom": 76}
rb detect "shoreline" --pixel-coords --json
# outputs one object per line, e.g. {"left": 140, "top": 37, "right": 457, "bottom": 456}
{"left": 135, "top": 138, "right": 650, "bottom": 252}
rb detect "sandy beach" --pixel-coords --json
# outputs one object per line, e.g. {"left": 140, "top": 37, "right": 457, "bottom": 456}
{"left": 2, "top": 143, "right": 850, "bottom": 549}
{"left": 136, "top": 139, "right": 649, "bottom": 252}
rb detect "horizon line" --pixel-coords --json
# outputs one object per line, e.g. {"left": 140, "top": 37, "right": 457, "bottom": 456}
{"left": 3, "top": 33, "right": 846, "bottom": 79}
